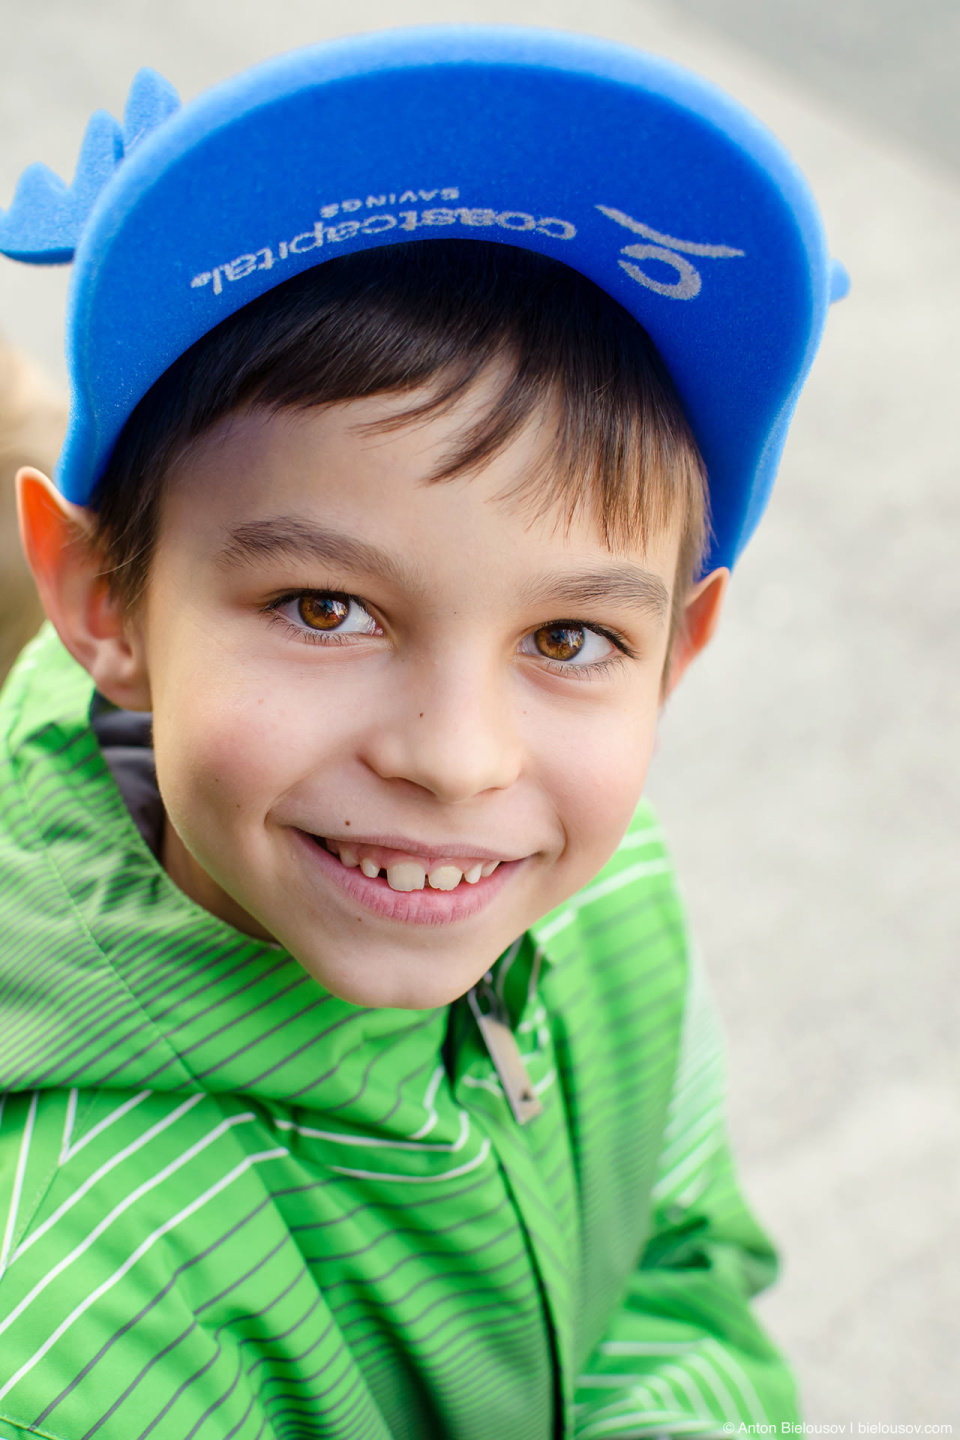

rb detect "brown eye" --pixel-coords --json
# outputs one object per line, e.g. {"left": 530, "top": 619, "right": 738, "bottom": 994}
{"left": 534, "top": 624, "right": 586, "bottom": 661}
{"left": 298, "top": 595, "right": 350, "bottom": 630}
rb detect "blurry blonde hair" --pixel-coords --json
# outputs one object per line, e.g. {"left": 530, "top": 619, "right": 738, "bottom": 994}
{"left": 0, "top": 338, "right": 66, "bottom": 682}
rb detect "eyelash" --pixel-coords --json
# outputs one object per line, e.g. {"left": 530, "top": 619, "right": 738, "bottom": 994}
{"left": 262, "top": 591, "right": 636, "bottom": 676}
{"left": 261, "top": 591, "right": 379, "bottom": 646}
{"left": 541, "top": 655, "right": 627, "bottom": 681}
{"left": 533, "top": 628, "right": 634, "bottom": 681}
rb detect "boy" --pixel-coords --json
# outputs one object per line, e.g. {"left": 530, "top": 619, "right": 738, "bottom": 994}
{"left": 0, "top": 28, "right": 845, "bottom": 1439}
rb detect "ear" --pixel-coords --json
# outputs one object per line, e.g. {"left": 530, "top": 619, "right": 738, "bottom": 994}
{"left": 16, "top": 467, "right": 151, "bottom": 710}
{"left": 662, "top": 566, "right": 729, "bottom": 700}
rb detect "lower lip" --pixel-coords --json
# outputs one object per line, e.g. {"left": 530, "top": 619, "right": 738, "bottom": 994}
{"left": 291, "top": 831, "right": 521, "bottom": 926}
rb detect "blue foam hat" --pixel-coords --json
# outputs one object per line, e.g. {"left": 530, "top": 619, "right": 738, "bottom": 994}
{"left": 0, "top": 27, "right": 848, "bottom": 571}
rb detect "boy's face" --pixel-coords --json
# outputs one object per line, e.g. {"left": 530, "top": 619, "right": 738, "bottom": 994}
{"left": 121, "top": 382, "right": 704, "bottom": 1008}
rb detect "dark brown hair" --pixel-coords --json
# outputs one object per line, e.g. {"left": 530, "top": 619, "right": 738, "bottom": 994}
{"left": 92, "top": 241, "right": 708, "bottom": 636}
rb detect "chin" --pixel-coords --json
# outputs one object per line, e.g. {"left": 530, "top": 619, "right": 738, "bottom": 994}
{"left": 287, "top": 940, "right": 482, "bottom": 1011}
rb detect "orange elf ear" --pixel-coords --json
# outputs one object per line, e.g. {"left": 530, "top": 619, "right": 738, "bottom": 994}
{"left": 663, "top": 567, "right": 729, "bottom": 699}
{"left": 16, "top": 466, "right": 151, "bottom": 711}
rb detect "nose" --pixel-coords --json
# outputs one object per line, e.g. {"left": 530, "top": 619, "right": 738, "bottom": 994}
{"left": 360, "top": 653, "right": 523, "bottom": 804}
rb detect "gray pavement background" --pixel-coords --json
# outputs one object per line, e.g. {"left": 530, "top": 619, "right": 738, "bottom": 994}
{"left": 658, "top": 0, "right": 960, "bottom": 177}
{"left": 1, "top": 0, "right": 958, "bottom": 1423}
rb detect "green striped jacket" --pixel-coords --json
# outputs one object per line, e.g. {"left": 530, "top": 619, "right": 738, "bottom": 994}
{"left": 0, "top": 628, "right": 799, "bottom": 1438}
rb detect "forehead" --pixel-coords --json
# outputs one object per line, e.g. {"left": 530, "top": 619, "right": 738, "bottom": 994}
{"left": 157, "top": 388, "right": 679, "bottom": 601}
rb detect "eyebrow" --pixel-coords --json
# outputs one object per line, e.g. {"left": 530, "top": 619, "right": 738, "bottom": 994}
{"left": 217, "top": 516, "right": 420, "bottom": 593}
{"left": 218, "top": 515, "right": 670, "bottom": 620}
{"left": 520, "top": 566, "right": 671, "bottom": 621}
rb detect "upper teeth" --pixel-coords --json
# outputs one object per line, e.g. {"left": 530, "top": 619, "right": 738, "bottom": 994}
{"left": 386, "top": 861, "right": 425, "bottom": 892}
{"left": 327, "top": 841, "right": 500, "bottom": 892}
{"left": 383, "top": 862, "right": 465, "bottom": 891}
{"left": 428, "top": 865, "right": 462, "bottom": 891}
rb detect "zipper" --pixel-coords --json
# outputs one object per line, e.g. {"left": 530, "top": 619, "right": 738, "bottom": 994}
{"left": 467, "top": 977, "right": 544, "bottom": 1126}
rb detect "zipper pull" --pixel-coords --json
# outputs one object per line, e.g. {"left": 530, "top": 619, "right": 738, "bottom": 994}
{"left": 467, "top": 980, "right": 544, "bottom": 1126}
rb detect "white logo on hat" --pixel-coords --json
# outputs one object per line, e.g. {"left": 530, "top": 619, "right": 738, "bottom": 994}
{"left": 597, "top": 206, "right": 745, "bottom": 300}
{"left": 189, "top": 188, "right": 577, "bottom": 297}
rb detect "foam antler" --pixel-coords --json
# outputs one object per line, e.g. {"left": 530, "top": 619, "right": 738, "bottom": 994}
{"left": 121, "top": 68, "right": 181, "bottom": 154}
{"left": 0, "top": 68, "right": 180, "bottom": 265}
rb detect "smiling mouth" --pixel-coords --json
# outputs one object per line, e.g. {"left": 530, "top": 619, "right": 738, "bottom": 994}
{"left": 313, "top": 837, "right": 502, "bottom": 894}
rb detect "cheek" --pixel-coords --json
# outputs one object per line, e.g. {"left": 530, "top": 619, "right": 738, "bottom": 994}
{"left": 532, "top": 693, "right": 659, "bottom": 868}
{"left": 151, "top": 672, "right": 340, "bottom": 840}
